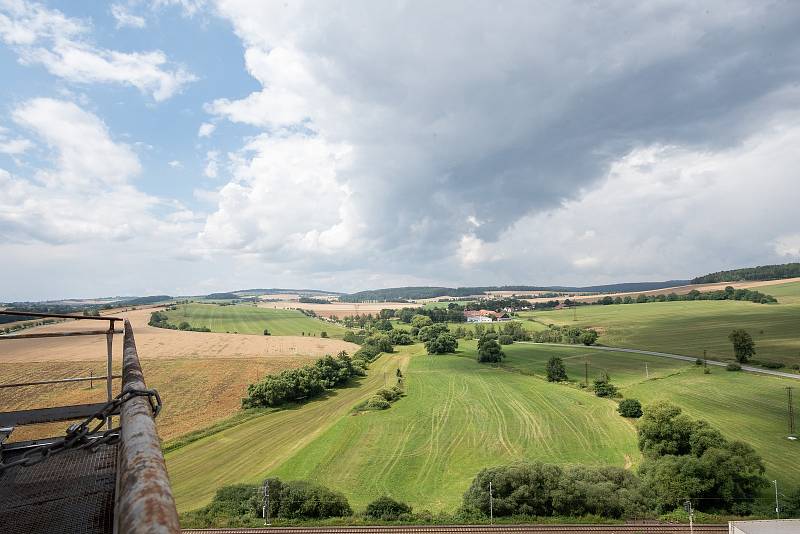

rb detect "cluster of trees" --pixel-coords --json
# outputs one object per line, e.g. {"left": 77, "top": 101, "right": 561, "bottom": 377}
{"left": 299, "top": 297, "right": 329, "bottom": 304}
{"left": 462, "top": 402, "right": 769, "bottom": 519}
{"left": 464, "top": 297, "right": 531, "bottom": 312}
{"left": 462, "top": 462, "right": 647, "bottom": 518}
{"left": 637, "top": 402, "right": 767, "bottom": 514}
{"left": 184, "top": 480, "right": 423, "bottom": 527}
{"left": 242, "top": 352, "right": 364, "bottom": 408}
{"left": 148, "top": 311, "right": 211, "bottom": 332}
{"left": 418, "top": 323, "right": 459, "bottom": 354}
{"left": 184, "top": 479, "right": 352, "bottom": 526}
{"left": 691, "top": 262, "right": 800, "bottom": 284}
{"left": 546, "top": 357, "right": 567, "bottom": 381}
{"left": 537, "top": 286, "right": 777, "bottom": 310}
{"left": 530, "top": 325, "right": 598, "bottom": 346}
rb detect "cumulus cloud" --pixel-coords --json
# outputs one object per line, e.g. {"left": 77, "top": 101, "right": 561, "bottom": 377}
{"left": 110, "top": 4, "right": 145, "bottom": 29}
{"left": 0, "top": 0, "right": 195, "bottom": 100}
{"left": 1, "top": 98, "right": 197, "bottom": 246}
{"left": 201, "top": 0, "right": 800, "bottom": 283}
{"left": 0, "top": 137, "right": 32, "bottom": 154}
{"left": 203, "top": 150, "right": 219, "bottom": 178}
{"left": 197, "top": 122, "right": 215, "bottom": 137}
{"left": 199, "top": 135, "right": 362, "bottom": 259}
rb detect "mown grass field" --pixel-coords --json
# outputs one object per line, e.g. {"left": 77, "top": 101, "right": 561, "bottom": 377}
{"left": 271, "top": 343, "right": 638, "bottom": 511}
{"left": 499, "top": 343, "right": 800, "bottom": 489}
{"left": 168, "top": 342, "right": 639, "bottom": 513}
{"left": 166, "top": 351, "right": 412, "bottom": 512}
{"left": 519, "top": 281, "right": 800, "bottom": 367}
{"left": 164, "top": 303, "right": 349, "bottom": 339}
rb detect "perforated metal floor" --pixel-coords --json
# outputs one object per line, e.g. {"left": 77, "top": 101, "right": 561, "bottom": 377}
{"left": 0, "top": 443, "right": 117, "bottom": 533}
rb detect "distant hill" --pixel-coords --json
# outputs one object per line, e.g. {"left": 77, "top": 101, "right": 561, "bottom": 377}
{"left": 232, "top": 288, "right": 343, "bottom": 297}
{"left": 122, "top": 295, "right": 173, "bottom": 306}
{"left": 339, "top": 281, "right": 691, "bottom": 302}
{"left": 692, "top": 263, "right": 800, "bottom": 284}
{"left": 204, "top": 292, "right": 241, "bottom": 300}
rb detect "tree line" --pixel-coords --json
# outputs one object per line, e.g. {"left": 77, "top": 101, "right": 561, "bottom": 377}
{"left": 692, "top": 262, "right": 800, "bottom": 284}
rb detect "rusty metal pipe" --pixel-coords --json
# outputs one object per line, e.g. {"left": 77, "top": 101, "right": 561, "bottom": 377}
{"left": 115, "top": 319, "right": 180, "bottom": 534}
{"left": 0, "top": 329, "right": 123, "bottom": 339}
{"left": 0, "top": 310, "right": 122, "bottom": 321}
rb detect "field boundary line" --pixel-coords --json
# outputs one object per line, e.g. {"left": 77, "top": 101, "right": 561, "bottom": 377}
{"left": 518, "top": 343, "right": 800, "bottom": 381}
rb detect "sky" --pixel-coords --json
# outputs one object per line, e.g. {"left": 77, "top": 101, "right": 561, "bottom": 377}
{"left": 1, "top": 0, "right": 800, "bottom": 301}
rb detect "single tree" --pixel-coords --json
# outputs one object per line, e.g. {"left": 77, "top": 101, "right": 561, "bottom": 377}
{"left": 728, "top": 328, "right": 755, "bottom": 363}
{"left": 545, "top": 356, "right": 567, "bottom": 382}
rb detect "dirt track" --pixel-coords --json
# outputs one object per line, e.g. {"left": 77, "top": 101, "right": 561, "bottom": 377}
{"left": 0, "top": 308, "right": 358, "bottom": 363}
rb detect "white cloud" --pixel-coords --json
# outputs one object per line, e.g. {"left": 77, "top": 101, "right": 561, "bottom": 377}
{"left": 168, "top": 159, "right": 182, "bottom": 168}
{"left": 0, "top": 0, "right": 195, "bottom": 101}
{"left": 0, "top": 98, "right": 198, "bottom": 255}
{"left": 773, "top": 235, "right": 800, "bottom": 259}
{"left": 12, "top": 97, "right": 140, "bottom": 187}
{"left": 197, "top": 122, "right": 215, "bottom": 137}
{"left": 199, "top": 134, "right": 362, "bottom": 259}
{"left": 0, "top": 137, "right": 33, "bottom": 154}
{"left": 111, "top": 4, "right": 145, "bottom": 29}
{"left": 203, "top": 150, "right": 218, "bottom": 178}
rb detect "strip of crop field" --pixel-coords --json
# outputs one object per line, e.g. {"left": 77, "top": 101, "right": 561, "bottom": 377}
{"left": 163, "top": 303, "right": 349, "bottom": 338}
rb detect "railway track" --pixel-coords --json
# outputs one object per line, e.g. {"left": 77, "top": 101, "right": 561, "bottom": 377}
{"left": 184, "top": 524, "right": 727, "bottom": 533}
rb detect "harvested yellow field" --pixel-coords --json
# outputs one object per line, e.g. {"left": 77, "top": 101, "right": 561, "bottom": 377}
{"left": 0, "top": 308, "right": 358, "bottom": 363}
{"left": 0, "top": 307, "right": 358, "bottom": 442}
{"left": 0, "top": 356, "right": 315, "bottom": 443}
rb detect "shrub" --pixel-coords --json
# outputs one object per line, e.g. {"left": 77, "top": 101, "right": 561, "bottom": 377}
{"left": 695, "top": 358, "right": 703, "bottom": 366}
{"left": 726, "top": 362, "right": 742, "bottom": 371}
{"left": 545, "top": 357, "right": 567, "bottom": 382}
{"left": 498, "top": 334, "right": 514, "bottom": 345}
{"left": 375, "top": 388, "right": 399, "bottom": 402}
{"left": 760, "top": 360, "right": 784, "bottom": 369}
{"left": 364, "top": 496, "right": 412, "bottom": 520}
{"left": 263, "top": 329, "right": 270, "bottom": 336}
{"left": 178, "top": 321, "right": 191, "bottom": 330}
{"left": 425, "top": 333, "right": 458, "bottom": 354}
{"left": 366, "top": 395, "right": 390, "bottom": 410}
{"left": 477, "top": 334, "right": 504, "bottom": 363}
{"left": 580, "top": 329, "right": 598, "bottom": 346}
{"left": 321, "top": 331, "right": 328, "bottom": 338}
{"left": 617, "top": 399, "right": 643, "bottom": 418}
{"left": 593, "top": 373, "right": 618, "bottom": 397}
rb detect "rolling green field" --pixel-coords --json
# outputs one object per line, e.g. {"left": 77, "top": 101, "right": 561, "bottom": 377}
{"left": 167, "top": 340, "right": 800, "bottom": 515}
{"left": 501, "top": 344, "right": 800, "bottom": 488}
{"left": 271, "top": 343, "right": 638, "bottom": 511}
{"left": 163, "top": 303, "right": 349, "bottom": 338}
{"left": 520, "top": 281, "right": 800, "bottom": 367}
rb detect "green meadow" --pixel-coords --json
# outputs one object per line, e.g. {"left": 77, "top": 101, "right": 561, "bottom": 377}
{"left": 519, "top": 281, "right": 800, "bottom": 367}
{"left": 163, "top": 302, "right": 349, "bottom": 338}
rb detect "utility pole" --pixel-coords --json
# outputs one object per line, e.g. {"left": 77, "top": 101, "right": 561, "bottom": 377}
{"left": 774, "top": 480, "right": 780, "bottom": 519}
{"left": 703, "top": 349, "right": 707, "bottom": 369}
{"left": 489, "top": 481, "right": 493, "bottom": 524}
{"left": 263, "top": 480, "right": 270, "bottom": 526}
{"left": 584, "top": 360, "right": 589, "bottom": 387}
{"left": 684, "top": 500, "right": 694, "bottom": 534}
{"left": 645, "top": 362, "right": 649, "bottom": 379}
{"left": 787, "top": 387, "right": 796, "bottom": 437}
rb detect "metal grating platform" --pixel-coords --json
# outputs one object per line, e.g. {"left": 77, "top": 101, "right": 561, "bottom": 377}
{"left": 0, "top": 443, "right": 118, "bottom": 534}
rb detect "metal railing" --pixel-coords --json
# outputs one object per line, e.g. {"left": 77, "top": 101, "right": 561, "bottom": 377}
{"left": 0, "top": 310, "right": 121, "bottom": 428}
{"left": 0, "top": 310, "right": 180, "bottom": 533}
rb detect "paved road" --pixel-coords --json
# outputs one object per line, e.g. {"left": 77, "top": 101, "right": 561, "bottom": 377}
{"left": 519, "top": 342, "right": 800, "bottom": 381}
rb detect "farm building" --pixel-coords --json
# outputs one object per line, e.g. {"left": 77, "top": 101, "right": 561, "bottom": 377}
{"left": 465, "top": 310, "right": 512, "bottom": 322}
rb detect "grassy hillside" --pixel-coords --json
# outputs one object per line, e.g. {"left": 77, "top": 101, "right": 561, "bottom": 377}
{"left": 168, "top": 343, "right": 639, "bottom": 513}
{"left": 520, "top": 281, "right": 800, "bottom": 367}
{"left": 500, "top": 344, "right": 800, "bottom": 490}
{"left": 163, "top": 303, "right": 348, "bottom": 339}
{"left": 166, "top": 351, "right": 411, "bottom": 512}
{"left": 271, "top": 343, "right": 638, "bottom": 511}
